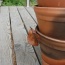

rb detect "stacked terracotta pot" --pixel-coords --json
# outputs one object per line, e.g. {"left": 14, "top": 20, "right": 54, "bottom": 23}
{"left": 28, "top": 0, "right": 65, "bottom": 65}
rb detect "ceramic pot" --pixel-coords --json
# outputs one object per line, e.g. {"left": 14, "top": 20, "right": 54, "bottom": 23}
{"left": 35, "top": 26, "right": 65, "bottom": 57}
{"left": 34, "top": 6, "right": 65, "bottom": 40}
{"left": 35, "top": 26, "right": 65, "bottom": 65}
{"left": 42, "top": 53, "right": 65, "bottom": 65}
{"left": 37, "top": 0, "right": 65, "bottom": 7}
{"left": 35, "top": 26, "right": 65, "bottom": 51}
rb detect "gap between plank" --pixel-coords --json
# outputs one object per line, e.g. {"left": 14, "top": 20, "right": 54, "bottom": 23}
{"left": 25, "top": 7, "right": 37, "bottom": 24}
{"left": 8, "top": 7, "right": 17, "bottom": 65}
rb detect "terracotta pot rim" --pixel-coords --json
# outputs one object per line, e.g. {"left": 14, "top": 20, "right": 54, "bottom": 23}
{"left": 35, "top": 26, "right": 65, "bottom": 43}
{"left": 34, "top": 5, "right": 65, "bottom": 9}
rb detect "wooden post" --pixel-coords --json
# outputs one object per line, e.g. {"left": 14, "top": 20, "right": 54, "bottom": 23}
{"left": 27, "top": 0, "right": 30, "bottom": 7}
{"left": 0, "top": 0, "right": 2, "bottom": 6}
{"left": 0, "top": 0, "right": 2, "bottom": 13}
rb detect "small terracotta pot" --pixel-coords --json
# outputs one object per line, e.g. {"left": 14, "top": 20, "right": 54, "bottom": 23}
{"left": 37, "top": 0, "right": 65, "bottom": 7}
{"left": 34, "top": 6, "right": 65, "bottom": 40}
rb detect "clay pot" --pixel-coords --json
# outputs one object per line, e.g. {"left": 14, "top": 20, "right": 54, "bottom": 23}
{"left": 35, "top": 26, "right": 65, "bottom": 57}
{"left": 34, "top": 6, "right": 65, "bottom": 40}
{"left": 42, "top": 53, "right": 65, "bottom": 65}
{"left": 35, "top": 26, "right": 65, "bottom": 51}
{"left": 37, "top": 0, "right": 65, "bottom": 7}
{"left": 35, "top": 26, "right": 65, "bottom": 65}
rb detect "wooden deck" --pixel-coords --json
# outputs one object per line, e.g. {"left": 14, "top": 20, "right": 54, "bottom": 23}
{"left": 0, "top": 6, "right": 42, "bottom": 65}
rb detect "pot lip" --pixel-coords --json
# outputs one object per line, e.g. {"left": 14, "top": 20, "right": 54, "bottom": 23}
{"left": 34, "top": 5, "right": 65, "bottom": 9}
{"left": 35, "top": 26, "right": 65, "bottom": 43}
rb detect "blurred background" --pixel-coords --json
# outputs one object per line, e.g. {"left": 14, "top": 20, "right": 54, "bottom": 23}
{"left": 2, "top": 0, "right": 37, "bottom": 6}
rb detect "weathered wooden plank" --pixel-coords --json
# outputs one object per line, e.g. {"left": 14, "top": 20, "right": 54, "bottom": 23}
{"left": 0, "top": 6, "right": 13, "bottom": 65}
{"left": 9, "top": 6, "right": 25, "bottom": 65}
{"left": 18, "top": 7, "right": 36, "bottom": 30}
{"left": 26, "top": 7, "right": 37, "bottom": 23}
{"left": 9, "top": 6, "right": 39, "bottom": 65}
{"left": 18, "top": 6, "right": 42, "bottom": 64}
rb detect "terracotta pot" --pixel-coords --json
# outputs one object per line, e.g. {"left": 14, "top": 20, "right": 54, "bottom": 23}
{"left": 35, "top": 26, "right": 65, "bottom": 64}
{"left": 37, "top": 0, "right": 65, "bottom": 7}
{"left": 35, "top": 26, "right": 65, "bottom": 51}
{"left": 42, "top": 53, "right": 65, "bottom": 65}
{"left": 34, "top": 6, "right": 65, "bottom": 40}
{"left": 35, "top": 26, "right": 65, "bottom": 59}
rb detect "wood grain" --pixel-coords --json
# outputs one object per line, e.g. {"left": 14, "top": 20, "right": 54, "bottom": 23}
{"left": 9, "top": 6, "right": 39, "bottom": 65}
{"left": 0, "top": 6, "right": 13, "bottom": 65}
{"left": 18, "top": 6, "right": 41, "bottom": 65}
